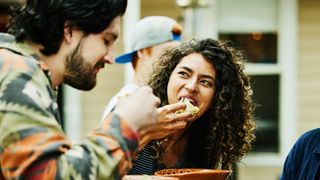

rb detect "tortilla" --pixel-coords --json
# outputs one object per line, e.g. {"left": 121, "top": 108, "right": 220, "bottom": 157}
{"left": 176, "top": 98, "right": 200, "bottom": 116}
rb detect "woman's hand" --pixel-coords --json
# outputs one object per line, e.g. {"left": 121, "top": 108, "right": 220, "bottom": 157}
{"left": 138, "top": 101, "right": 193, "bottom": 148}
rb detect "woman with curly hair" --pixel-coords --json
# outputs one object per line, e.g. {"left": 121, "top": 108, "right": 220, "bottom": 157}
{"left": 128, "top": 38, "right": 256, "bottom": 175}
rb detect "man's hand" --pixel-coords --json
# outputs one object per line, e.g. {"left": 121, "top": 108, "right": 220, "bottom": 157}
{"left": 138, "top": 101, "right": 193, "bottom": 148}
{"left": 113, "top": 86, "right": 160, "bottom": 132}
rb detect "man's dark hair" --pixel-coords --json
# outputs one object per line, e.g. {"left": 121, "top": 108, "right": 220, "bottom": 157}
{"left": 8, "top": 0, "right": 127, "bottom": 55}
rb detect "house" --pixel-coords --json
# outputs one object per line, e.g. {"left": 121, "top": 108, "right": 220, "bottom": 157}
{"left": 1, "top": 0, "right": 319, "bottom": 179}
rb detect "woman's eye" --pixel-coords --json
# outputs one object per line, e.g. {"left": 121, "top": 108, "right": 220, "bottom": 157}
{"left": 201, "top": 80, "right": 213, "bottom": 87}
{"left": 178, "top": 71, "right": 189, "bottom": 78}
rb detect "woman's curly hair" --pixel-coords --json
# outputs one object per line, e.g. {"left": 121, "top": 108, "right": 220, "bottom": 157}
{"left": 147, "top": 38, "right": 256, "bottom": 170}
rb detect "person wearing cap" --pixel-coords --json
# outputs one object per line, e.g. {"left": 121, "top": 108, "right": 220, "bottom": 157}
{"left": 102, "top": 16, "right": 184, "bottom": 118}
{"left": 101, "top": 16, "right": 195, "bottom": 167}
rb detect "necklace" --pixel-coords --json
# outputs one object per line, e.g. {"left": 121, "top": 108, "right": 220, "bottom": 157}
{"left": 150, "top": 133, "right": 188, "bottom": 166}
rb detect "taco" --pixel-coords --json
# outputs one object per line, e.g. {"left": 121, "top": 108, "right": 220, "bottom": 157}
{"left": 176, "top": 98, "right": 200, "bottom": 116}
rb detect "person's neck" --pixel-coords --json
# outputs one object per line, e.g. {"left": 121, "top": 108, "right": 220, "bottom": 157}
{"left": 166, "top": 129, "right": 187, "bottom": 150}
{"left": 42, "top": 54, "right": 65, "bottom": 89}
{"left": 132, "top": 72, "right": 146, "bottom": 86}
{"left": 161, "top": 130, "right": 188, "bottom": 167}
{"left": 26, "top": 42, "right": 65, "bottom": 89}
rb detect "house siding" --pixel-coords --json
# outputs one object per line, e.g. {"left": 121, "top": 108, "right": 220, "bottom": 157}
{"left": 298, "top": 0, "right": 320, "bottom": 136}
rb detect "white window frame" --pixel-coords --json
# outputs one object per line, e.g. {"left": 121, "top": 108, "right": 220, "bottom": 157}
{"left": 227, "top": 0, "right": 298, "bottom": 166}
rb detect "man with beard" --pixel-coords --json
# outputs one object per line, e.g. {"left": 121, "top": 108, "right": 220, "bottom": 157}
{"left": 0, "top": 0, "right": 160, "bottom": 179}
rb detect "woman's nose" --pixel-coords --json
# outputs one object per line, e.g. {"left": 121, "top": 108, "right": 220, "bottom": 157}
{"left": 185, "top": 78, "right": 198, "bottom": 92}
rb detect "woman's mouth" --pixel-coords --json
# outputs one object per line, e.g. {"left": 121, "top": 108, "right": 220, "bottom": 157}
{"left": 179, "top": 96, "right": 198, "bottom": 106}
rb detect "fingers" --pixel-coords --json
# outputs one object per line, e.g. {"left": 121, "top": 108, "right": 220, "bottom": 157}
{"left": 166, "top": 120, "right": 187, "bottom": 130}
{"left": 157, "top": 103, "right": 193, "bottom": 123}
{"left": 139, "top": 86, "right": 160, "bottom": 107}
{"left": 141, "top": 120, "right": 187, "bottom": 135}
{"left": 157, "top": 110, "right": 193, "bottom": 123}
{"left": 138, "top": 119, "right": 187, "bottom": 146}
{"left": 158, "top": 101, "right": 185, "bottom": 114}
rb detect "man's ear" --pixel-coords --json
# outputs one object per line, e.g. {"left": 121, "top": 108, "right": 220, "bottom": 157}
{"left": 63, "top": 21, "right": 73, "bottom": 44}
{"left": 136, "top": 49, "right": 144, "bottom": 59}
{"left": 137, "top": 48, "right": 152, "bottom": 59}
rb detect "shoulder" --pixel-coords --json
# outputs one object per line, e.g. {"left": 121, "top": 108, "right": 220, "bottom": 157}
{"left": 295, "top": 128, "right": 320, "bottom": 146}
{"left": 110, "top": 84, "right": 139, "bottom": 101}
{"left": 0, "top": 48, "right": 52, "bottom": 104}
{"left": 281, "top": 129, "right": 320, "bottom": 179}
{"left": 301, "top": 128, "right": 320, "bottom": 137}
{"left": 118, "top": 84, "right": 140, "bottom": 95}
{"left": 287, "top": 128, "right": 320, "bottom": 158}
{"left": 0, "top": 48, "right": 39, "bottom": 74}
{"left": 0, "top": 33, "right": 15, "bottom": 43}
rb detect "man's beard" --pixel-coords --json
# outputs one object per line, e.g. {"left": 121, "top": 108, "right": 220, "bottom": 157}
{"left": 63, "top": 40, "right": 97, "bottom": 91}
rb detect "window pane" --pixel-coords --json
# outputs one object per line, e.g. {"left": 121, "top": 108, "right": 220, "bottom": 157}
{"left": 217, "top": 0, "right": 277, "bottom": 33}
{"left": 219, "top": 33, "right": 277, "bottom": 63}
{"left": 250, "top": 75, "right": 279, "bottom": 153}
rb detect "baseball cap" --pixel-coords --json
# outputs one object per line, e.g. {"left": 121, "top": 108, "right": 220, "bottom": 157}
{"left": 115, "top": 16, "right": 182, "bottom": 63}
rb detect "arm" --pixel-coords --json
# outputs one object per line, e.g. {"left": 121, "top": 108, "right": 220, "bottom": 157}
{"left": 0, "top": 112, "right": 138, "bottom": 179}
{"left": 0, "top": 65, "right": 139, "bottom": 179}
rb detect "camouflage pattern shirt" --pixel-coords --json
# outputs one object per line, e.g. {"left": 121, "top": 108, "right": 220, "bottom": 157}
{"left": 0, "top": 33, "right": 139, "bottom": 180}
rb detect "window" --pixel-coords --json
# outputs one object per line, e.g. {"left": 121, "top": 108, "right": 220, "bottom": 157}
{"left": 219, "top": 32, "right": 279, "bottom": 153}
{"left": 219, "top": 33, "right": 277, "bottom": 63}
{"left": 216, "top": 0, "right": 297, "bottom": 165}
{"left": 218, "top": 0, "right": 280, "bottom": 155}
{"left": 250, "top": 75, "right": 280, "bottom": 153}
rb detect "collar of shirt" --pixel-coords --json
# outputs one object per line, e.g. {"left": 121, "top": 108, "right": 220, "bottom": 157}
{"left": 0, "top": 35, "right": 54, "bottom": 91}
{"left": 0, "top": 41, "right": 40, "bottom": 61}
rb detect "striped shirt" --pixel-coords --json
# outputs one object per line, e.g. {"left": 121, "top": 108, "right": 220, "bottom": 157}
{"left": 128, "top": 142, "right": 194, "bottom": 175}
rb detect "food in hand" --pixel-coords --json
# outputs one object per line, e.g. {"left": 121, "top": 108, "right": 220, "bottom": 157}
{"left": 176, "top": 98, "right": 200, "bottom": 116}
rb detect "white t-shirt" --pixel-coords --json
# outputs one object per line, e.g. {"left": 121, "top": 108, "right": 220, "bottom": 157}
{"left": 101, "top": 83, "right": 139, "bottom": 120}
